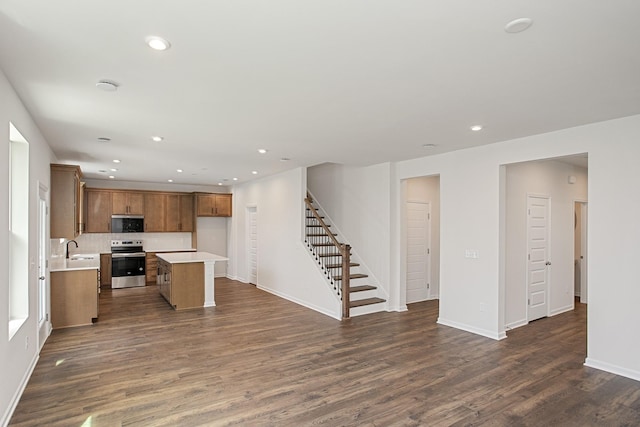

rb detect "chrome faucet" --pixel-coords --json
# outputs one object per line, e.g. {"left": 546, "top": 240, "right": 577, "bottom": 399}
{"left": 66, "top": 240, "right": 78, "bottom": 259}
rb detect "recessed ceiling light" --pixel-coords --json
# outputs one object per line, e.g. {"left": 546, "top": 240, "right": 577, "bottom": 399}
{"left": 146, "top": 36, "right": 171, "bottom": 51}
{"left": 177, "top": 169, "right": 183, "bottom": 173}
{"left": 422, "top": 144, "right": 437, "bottom": 148}
{"left": 97, "top": 137, "right": 111, "bottom": 142}
{"left": 258, "top": 149, "right": 268, "bottom": 154}
{"left": 252, "top": 171, "right": 258, "bottom": 175}
{"left": 110, "top": 168, "right": 118, "bottom": 172}
{"left": 113, "top": 159, "right": 121, "bottom": 163}
{"left": 505, "top": 18, "right": 533, "bottom": 34}
{"left": 151, "top": 136, "right": 164, "bottom": 142}
{"left": 96, "top": 80, "right": 119, "bottom": 92}
{"left": 168, "top": 179, "right": 173, "bottom": 183}
{"left": 108, "top": 175, "right": 115, "bottom": 179}
{"left": 218, "top": 182, "right": 223, "bottom": 186}
{"left": 470, "top": 125, "right": 483, "bottom": 132}
{"left": 233, "top": 177, "right": 238, "bottom": 181}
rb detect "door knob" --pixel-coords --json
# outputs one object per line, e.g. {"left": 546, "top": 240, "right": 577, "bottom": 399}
{"left": 545, "top": 261, "right": 551, "bottom": 266}
{"left": 38, "top": 276, "right": 45, "bottom": 280}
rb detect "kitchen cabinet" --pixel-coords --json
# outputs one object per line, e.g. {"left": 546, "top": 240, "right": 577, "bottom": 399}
{"left": 100, "top": 253, "right": 112, "bottom": 288}
{"left": 166, "top": 194, "right": 194, "bottom": 232}
{"left": 51, "top": 269, "right": 99, "bottom": 328}
{"left": 50, "top": 164, "right": 82, "bottom": 239}
{"left": 112, "top": 191, "right": 144, "bottom": 215}
{"left": 84, "top": 189, "right": 112, "bottom": 233}
{"left": 196, "top": 193, "right": 232, "bottom": 217}
{"left": 146, "top": 252, "right": 157, "bottom": 284}
{"left": 157, "top": 257, "right": 204, "bottom": 310}
{"left": 144, "top": 193, "right": 166, "bottom": 232}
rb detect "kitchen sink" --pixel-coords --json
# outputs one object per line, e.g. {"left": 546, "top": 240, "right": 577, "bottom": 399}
{"left": 69, "top": 253, "right": 98, "bottom": 260}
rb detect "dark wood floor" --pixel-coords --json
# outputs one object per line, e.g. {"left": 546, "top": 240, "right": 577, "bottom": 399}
{"left": 10, "top": 280, "right": 640, "bottom": 426}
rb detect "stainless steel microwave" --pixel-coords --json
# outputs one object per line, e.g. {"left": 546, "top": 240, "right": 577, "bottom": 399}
{"left": 111, "top": 215, "right": 144, "bottom": 233}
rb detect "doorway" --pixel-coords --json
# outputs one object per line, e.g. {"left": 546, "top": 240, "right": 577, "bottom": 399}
{"left": 37, "top": 183, "right": 50, "bottom": 349}
{"left": 246, "top": 206, "right": 257, "bottom": 285}
{"left": 527, "top": 195, "right": 551, "bottom": 322}
{"left": 406, "top": 201, "right": 431, "bottom": 303}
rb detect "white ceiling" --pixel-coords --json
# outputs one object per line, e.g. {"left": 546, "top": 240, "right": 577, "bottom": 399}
{"left": 0, "top": 1, "right": 638, "bottom": 185}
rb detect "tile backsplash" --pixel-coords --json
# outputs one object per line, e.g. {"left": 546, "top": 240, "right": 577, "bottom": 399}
{"left": 51, "top": 232, "right": 193, "bottom": 257}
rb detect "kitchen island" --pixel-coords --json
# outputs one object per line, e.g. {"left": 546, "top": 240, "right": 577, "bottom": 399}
{"left": 156, "top": 252, "right": 228, "bottom": 310}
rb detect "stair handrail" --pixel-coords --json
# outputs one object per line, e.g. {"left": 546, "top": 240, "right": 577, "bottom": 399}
{"left": 304, "top": 196, "right": 351, "bottom": 319}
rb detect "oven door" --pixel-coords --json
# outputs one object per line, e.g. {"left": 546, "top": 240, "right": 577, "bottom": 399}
{"left": 111, "top": 253, "right": 146, "bottom": 288}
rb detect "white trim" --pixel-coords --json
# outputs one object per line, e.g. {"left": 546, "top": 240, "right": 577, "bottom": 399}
{"left": 437, "top": 317, "right": 507, "bottom": 341}
{"left": 584, "top": 358, "right": 640, "bottom": 382}
{"left": 549, "top": 304, "right": 574, "bottom": 317}
{"left": 1, "top": 353, "right": 39, "bottom": 427}
{"left": 505, "top": 319, "right": 528, "bottom": 331}
{"left": 256, "top": 285, "right": 341, "bottom": 320}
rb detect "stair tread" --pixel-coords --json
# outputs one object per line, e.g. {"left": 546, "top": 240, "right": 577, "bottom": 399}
{"left": 312, "top": 242, "right": 341, "bottom": 247}
{"left": 350, "top": 297, "right": 386, "bottom": 308}
{"left": 307, "top": 224, "right": 330, "bottom": 227}
{"left": 307, "top": 233, "right": 337, "bottom": 237}
{"left": 333, "top": 273, "right": 368, "bottom": 281}
{"left": 318, "top": 253, "right": 343, "bottom": 257}
{"left": 325, "top": 262, "right": 360, "bottom": 268}
{"left": 350, "top": 285, "right": 376, "bottom": 292}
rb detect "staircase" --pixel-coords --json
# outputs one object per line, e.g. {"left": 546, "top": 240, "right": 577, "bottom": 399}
{"left": 304, "top": 194, "right": 386, "bottom": 319}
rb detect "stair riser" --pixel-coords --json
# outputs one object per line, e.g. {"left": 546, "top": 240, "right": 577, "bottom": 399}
{"left": 349, "top": 289, "right": 378, "bottom": 300}
{"left": 350, "top": 302, "right": 387, "bottom": 317}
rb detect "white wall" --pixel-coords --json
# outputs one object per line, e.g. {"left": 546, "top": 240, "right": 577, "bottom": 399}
{"left": 0, "top": 70, "right": 57, "bottom": 425}
{"left": 196, "top": 217, "right": 228, "bottom": 277}
{"left": 307, "top": 162, "right": 392, "bottom": 299}
{"left": 504, "top": 160, "right": 588, "bottom": 329}
{"left": 405, "top": 175, "right": 440, "bottom": 299}
{"left": 83, "top": 178, "right": 229, "bottom": 194}
{"left": 394, "top": 114, "right": 640, "bottom": 381}
{"left": 229, "top": 168, "right": 340, "bottom": 319}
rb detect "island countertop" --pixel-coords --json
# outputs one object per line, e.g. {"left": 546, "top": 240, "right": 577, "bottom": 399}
{"left": 156, "top": 251, "right": 229, "bottom": 264}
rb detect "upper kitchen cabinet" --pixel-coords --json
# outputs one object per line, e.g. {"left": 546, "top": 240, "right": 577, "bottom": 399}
{"left": 144, "top": 193, "right": 166, "bottom": 232}
{"left": 112, "top": 191, "right": 144, "bottom": 215}
{"left": 84, "top": 189, "right": 112, "bottom": 233}
{"left": 196, "top": 193, "right": 232, "bottom": 217}
{"left": 51, "top": 164, "right": 83, "bottom": 239}
{"left": 166, "top": 194, "right": 194, "bottom": 232}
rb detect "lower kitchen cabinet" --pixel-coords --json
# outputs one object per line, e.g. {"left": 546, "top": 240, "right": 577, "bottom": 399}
{"left": 157, "top": 258, "right": 204, "bottom": 310}
{"left": 100, "top": 253, "right": 112, "bottom": 288}
{"left": 51, "top": 269, "right": 99, "bottom": 329}
{"left": 146, "top": 252, "right": 157, "bottom": 284}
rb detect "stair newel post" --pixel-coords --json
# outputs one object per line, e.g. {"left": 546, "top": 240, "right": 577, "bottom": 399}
{"left": 342, "top": 244, "right": 351, "bottom": 320}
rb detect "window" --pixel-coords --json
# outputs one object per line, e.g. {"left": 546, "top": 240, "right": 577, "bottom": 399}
{"left": 9, "top": 122, "right": 29, "bottom": 339}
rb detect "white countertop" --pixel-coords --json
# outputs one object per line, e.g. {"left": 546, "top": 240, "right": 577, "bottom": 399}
{"left": 50, "top": 255, "right": 100, "bottom": 272}
{"left": 156, "top": 252, "right": 229, "bottom": 264}
{"left": 145, "top": 248, "right": 197, "bottom": 253}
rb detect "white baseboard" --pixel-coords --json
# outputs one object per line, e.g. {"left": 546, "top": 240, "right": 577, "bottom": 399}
{"left": 256, "top": 285, "right": 341, "bottom": 320}
{"left": 437, "top": 317, "right": 507, "bottom": 341}
{"left": 505, "top": 319, "right": 528, "bottom": 331}
{"left": 2, "top": 353, "right": 39, "bottom": 427}
{"left": 549, "top": 304, "right": 574, "bottom": 317}
{"left": 584, "top": 358, "right": 640, "bottom": 382}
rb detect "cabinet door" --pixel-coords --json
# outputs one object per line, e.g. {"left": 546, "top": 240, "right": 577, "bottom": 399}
{"left": 144, "top": 193, "right": 166, "bottom": 232}
{"left": 180, "top": 194, "right": 194, "bottom": 231}
{"left": 146, "top": 253, "right": 157, "bottom": 284}
{"left": 51, "top": 164, "right": 82, "bottom": 239}
{"left": 197, "top": 194, "right": 215, "bottom": 216}
{"left": 85, "top": 190, "right": 112, "bottom": 233}
{"left": 165, "top": 194, "right": 181, "bottom": 232}
{"left": 215, "top": 194, "right": 232, "bottom": 217}
{"left": 100, "top": 253, "right": 112, "bottom": 288}
{"left": 111, "top": 192, "right": 129, "bottom": 215}
{"left": 112, "top": 192, "right": 145, "bottom": 215}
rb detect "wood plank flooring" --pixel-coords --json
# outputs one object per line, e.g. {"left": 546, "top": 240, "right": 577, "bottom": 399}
{"left": 10, "top": 280, "right": 640, "bottom": 426}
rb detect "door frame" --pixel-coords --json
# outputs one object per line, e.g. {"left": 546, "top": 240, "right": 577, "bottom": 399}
{"left": 405, "top": 200, "right": 432, "bottom": 303}
{"left": 245, "top": 205, "right": 258, "bottom": 285}
{"left": 575, "top": 200, "right": 588, "bottom": 304}
{"left": 37, "top": 182, "right": 51, "bottom": 350}
{"left": 526, "top": 194, "right": 551, "bottom": 322}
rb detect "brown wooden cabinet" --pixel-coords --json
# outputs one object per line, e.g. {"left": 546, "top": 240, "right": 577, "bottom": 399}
{"left": 196, "top": 193, "right": 232, "bottom": 217}
{"left": 51, "top": 269, "right": 99, "bottom": 329}
{"left": 112, "top": 191, "right": 144, "bottom": 215}
{"left": 166, "top": 194, "right": 194, "bottom": 231}
{"left": 51, "top": 164, "right": 82, "bottom": 239}
{"left": 144, "top": 193, "right": 166, "bottom": 232}
{"left": 146, "top": 252, "right": 158, "bottom": 284}
{"left": 157, "top": 258, "right": 204, "bottom": 310}
{"left": 84, "top": 189, "right": 112, "bottom": 233}
{"left": 100, "top": 253, "right": 112, "bottom": 288}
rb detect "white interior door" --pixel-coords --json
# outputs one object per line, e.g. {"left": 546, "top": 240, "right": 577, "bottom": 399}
{"left": 406, "top": 202, "right": 431, "bottom": 303}
{"left": 527, "top": 196, "right": 551, "bottom": 322}
{"left": 580, "top": 203, "right": 588, "bottom": 304}
{"left": 247, "top": 207, "right": 257, "bottom": 285}
{"left": 37, "top": 185, "right": 50, "bottom": 349}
